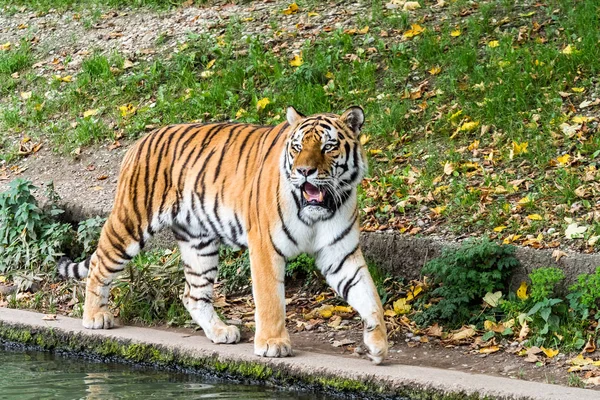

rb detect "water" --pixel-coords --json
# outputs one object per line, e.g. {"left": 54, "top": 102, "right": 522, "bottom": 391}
{"left": 0, "top": 347, "right": 322, "bottom": 400}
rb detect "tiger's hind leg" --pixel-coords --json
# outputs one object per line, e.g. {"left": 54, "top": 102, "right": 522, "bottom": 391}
{"left": 83, "top": 216, "right": 142, "bottom": 329}
{"left": 178, "top": 239, "right": 240, "bottom": 344}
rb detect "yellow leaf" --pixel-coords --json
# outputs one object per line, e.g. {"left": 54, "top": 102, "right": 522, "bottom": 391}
{"left": 83, "top": 109, "right": 99, "bottom": 118}
{"left": 449, "top": 109, "right": 463, "bottom": 121}
{"left": 325, "top": 71, "right": 335, "bottom": 79}
{"left": 307, "top": 11, "right": 319, "bottom": 17}
{"left": 571, "top": 87, "right": 585, "bottom": 93}
{"left": 206, "top": 59, "right": 216, "bottom": 69}
{"left": 54, "top": 75, "right": 72, "bottom": 82}
{"left": 317, "top": 305, "right": 333, "bottom": 318}
{"left": 384, "top": 309, "right": 396, "bottom": 317}
{"left": 428, "top": 65, "right": 441, "bottom": 75}
{"left": 556, "top": 154, "right": 571, "bottom": 165}
{"left": 488, "top": 40, "right": 500, "bottom": 48}
{"left": 541, "top": 347, "right": 559, "bottom": 358}
{"left": 403, "top": 24, "right": 425, "bottom": 38}
{"left": 405, "top": 285, "right": 423, "bottom": 301}
{"left": 459, "top": 121, "right": 479, "bottom": 131}
{"left": 119, "top": 103, "right": 137, "bottom": 117}
{"left": 393, "top": 298, "right": 412, "bottom": 314}
{"left": 518, "top": 195, "right": 533, "bottom": 205}
{"left": 572, "top": 115, "right": 594, "bottom": 124}
{"left": 450, "top": 29, "right": 461, "bottom": 37}
{"left": 235, "top": 108, "right": 246, "bottom": 119}
{"left": 443, "top": 161, "right": 454, "bottom": 175}
{"left": 333, "top": 306, "right": 353, "bottom": 313}
{"left": 494, "top": 226, "right": 507, "bottom": 232}
{"left": 511, "top": 141, "right": 528, "bottom": 159}
{"left": 562, "top": 45, "right": 574, "bottom": 55}
{"left": 256, "top": 97, "right": 270, "bottom": 111}
{"left": 358, "top": 26, "right": 369, "bottom": 34}
{"left": 431, "top": 206, "right": 446, "bottom": 215}
{"left": 359, "top": 135, "right": 370, "bottom": 145}
{"left": 20, "top": 91, "right": 32, "bottom": 100}
{"left": 289, "top": 53, "right": 303, "bottom": 67}
{"left": 517, "top": 281, "right": 529, "bottom": 300}
{"left": 34, "top": 103, "right": 44, "bottom": 111}
{"left": 0, "top": 42, "right": 11, "bottom": 51}
{"left": 480, "top": 345, "right": 500, "bottom": 354}
{"left": 527, "top": 214, "right": 543, "bottom": 221}
{"left": 467, "top": 139, "right": 479, "bottom": 151}
{"left": 369, "top": 149, "right": 382, "bottom": 155}
{"left": 282, "top": 2, "right": 299, "bottom": 15}
{"left": 403, "top": 1, "right": 421, "bottom": 11}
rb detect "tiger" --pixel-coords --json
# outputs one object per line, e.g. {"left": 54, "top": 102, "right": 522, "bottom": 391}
{"left": 57, "top": 106, "right": 388, "bottom": 363}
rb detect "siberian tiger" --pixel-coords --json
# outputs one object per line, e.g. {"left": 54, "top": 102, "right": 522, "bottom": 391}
{"left": 58, "top": 106, "right": 388, "bottom": 363}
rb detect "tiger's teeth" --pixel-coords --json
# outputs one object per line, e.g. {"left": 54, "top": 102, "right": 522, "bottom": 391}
{"left": 318, "top": 191, "right": 324, "bottom": 202}
{"left": 303, "top": 191, "right": 310, "bottom": 201}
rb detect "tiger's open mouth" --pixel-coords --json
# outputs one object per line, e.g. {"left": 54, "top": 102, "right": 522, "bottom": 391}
{"left": 301, "top": 182, "right": 327, "bottom": 208}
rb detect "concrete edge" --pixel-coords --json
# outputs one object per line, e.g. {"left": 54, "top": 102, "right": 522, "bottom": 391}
{"left": 1, "top": 308, "right": 598, "bottom": 400}
{"left": 53, "top": 200, "right": 600, "bottom": 287}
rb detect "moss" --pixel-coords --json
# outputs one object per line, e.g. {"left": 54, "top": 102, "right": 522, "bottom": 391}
{"left": 0, "top": 321, "right": 500, "bottom": 400}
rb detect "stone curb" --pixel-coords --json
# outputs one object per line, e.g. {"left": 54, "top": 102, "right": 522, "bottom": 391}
{"left": 57, "top": 198, "right": 600, "bottom": 286}
{"left": 1, "top": 308, "right": 597, "bottom": 400}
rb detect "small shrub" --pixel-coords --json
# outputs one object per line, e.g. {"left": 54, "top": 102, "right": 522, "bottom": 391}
{"left": 0, "top": 179, "right": 74, "bottom": 274}
{"left": 414, "top": 237, "right": 520, "bottom": 327}
{"left": 76, "top": 215, "right": 106, "bottom": 260}
{"left": 529, "top": 267, "right": 565, "bottom": 303}
{"left": 112, "top": 249, "right": 187, "bottom": 326}
{"left": 218, "top": 248, "right": 251, "bottom": 294}
{"left": 567, "top": 267, "right": 600, "bottom": 321}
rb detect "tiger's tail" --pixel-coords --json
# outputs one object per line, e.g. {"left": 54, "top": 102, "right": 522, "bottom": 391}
{"left": 57, "top": 256, "right": 91, "bottom": 280}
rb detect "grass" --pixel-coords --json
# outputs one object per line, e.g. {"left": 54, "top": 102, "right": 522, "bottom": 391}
{"left": 1, "top": 0, "right": 600, "bottom": 249}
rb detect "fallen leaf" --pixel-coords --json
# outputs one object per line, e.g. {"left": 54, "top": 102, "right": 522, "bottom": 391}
{"left": 562, "top": 45, "right": 574, "bottom": 55}
{"left": 541, "top": 346, "right": 559, "bottom": 358}
{"left": 510, "top": 141, "right": 528, "bottom": 159}
{"left": 426, "top": 323, "right": 443, "bottom": 337}
{"left": 488, "top": 40, "right": 500, "bottom": 48}
{"left": 449, "top": 326, "right": 476, "bottom": 341}
{"left": 42, "top": 314, "right": 57, "bottom": 321}
{"left": 480, "top": 345, "right": 500, "bottom": 354}
{"left": 517, "top": 281, "right": 529, "bottom": 300}
{"left": 583, "top": 336, "right": 596, "bottom": 353}
{"left": 83, "top": 109, "right": 99, "bottom": 118}
{"left": 290, "top": 53, "right": 303, "bottom": 67}
{"left": 282, "top": 2, "right": 299, "bottom": 15}
{"left": 332, "top": 338, "right": 355, "bottom": 347}
{"left": 556, "top": 154, "right": 571, "bottom": 165}
{"left": 494, "top": 226, "right": 507, "bottom": 232}
{"left": 119, "top": 103, "right": 137, "bottom": 117}
{"left": 256, "top": 97, "right": 270, "bottom": 111}
{"left": 0, "top": 42, "right": 11, "bottom": 51}
{"left": 403, "top": 1, "right": 421, "bottom": 11}
{"left": 403, "top": 24, "right": 425, "bottom": 38}
{"left": 518, "top": 321, "right": 530, "bottom": 341}
{"left": 565, "top": 223, "right": 587, "bottom": 239}
{"left": 97, "top": 174, "right": 108, "bottom": 180}
{"left": 527, "top": 214, "right": 543, "bottom": 221}
{"left": 483, "top": 291, "right": 502, "bottom": 307}
{"left": 450, "top": 29, "right": 461, "bottom": 37}
{"left": 459, "top": 121, "right": 479, "bottom": 131}
{"left": 443, "top": 161, "right": 454, "bottom": 175}
{"left": 206, "top": 59, "right": 216, "bottom": 69}
{"left": 552, "top": 249, "right": 567, "bottom": 262}
{"left": 20, "top": 91, "right": 32, "bottom": 100}
{"left": 393, "top": 298, "right": 411, "bottom": 314}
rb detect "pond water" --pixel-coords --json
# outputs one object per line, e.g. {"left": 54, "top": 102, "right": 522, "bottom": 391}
{"left": 0, "top": 346, "right": 324, "bottom": 399}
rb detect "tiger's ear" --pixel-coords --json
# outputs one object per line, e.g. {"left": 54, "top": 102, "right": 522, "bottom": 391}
{"left": 341, "top": 106, "right": 365, "bottom": 136}
{"left": 286, "top": 106, "right": 305, "bottom": 126}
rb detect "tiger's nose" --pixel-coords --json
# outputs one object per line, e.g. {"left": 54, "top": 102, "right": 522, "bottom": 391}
{"left": 296, "top": 167, "right": 317, "bottom": 177}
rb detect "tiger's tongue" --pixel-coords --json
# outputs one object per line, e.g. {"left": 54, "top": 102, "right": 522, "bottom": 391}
{"left": 304, "top": 183, "right": 322, "bottom": 202}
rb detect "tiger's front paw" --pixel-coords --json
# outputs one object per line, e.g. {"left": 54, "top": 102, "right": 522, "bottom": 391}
{"left": 206, "top": 324, "right": 241, "bottom": 344}
{"left": 254, "top": 337, "right": 293, "bottom": 358}
{"left": 364, "top": 322, "right": 388, "bottom": 364}
{"left": 82, "top": 308, "right": 114, "bottom": 329}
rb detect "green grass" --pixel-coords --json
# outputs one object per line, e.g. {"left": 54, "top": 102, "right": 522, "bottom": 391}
{"left": 0, "top": 0, "right": 197, "bottom": 13}
{"left": 1, "top": 0, "right": 599, "bottom": 248}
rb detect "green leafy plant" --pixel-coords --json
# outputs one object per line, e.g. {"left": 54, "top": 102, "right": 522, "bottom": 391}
{"left": 76, "top": 215, "right": 106, "bottom": 260}
{"left": 0, "top": 179, "right": 74, "bottom": 274}
{"left": 529, "top": 267, "right": 565, "bottom": 303}
{"left": 414, "top": 237, "right": 520, "bottom": 327}
{"left": 112, "top": 249, "right": 187, "bottom": 326}
{"left": 567, "top": 267, "right": 600, "bottom": 322}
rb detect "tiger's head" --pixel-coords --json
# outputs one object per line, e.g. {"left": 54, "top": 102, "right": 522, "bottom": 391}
{"left": 283, "top": 106, "right": 367, "bottom": 222}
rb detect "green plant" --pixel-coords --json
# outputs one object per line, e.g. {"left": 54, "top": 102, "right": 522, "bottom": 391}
{"left": 76, "top": 216, "right": 106, "bottom": 260}
{"left": 414, "top": 237, "right": 520, "bottom": 327}
{"left": 567, "top": 267, "right": 600, "bottom": 321}
{"left": 217, "top": 248, "right": 251, "bottom": 295}
{"left": 529, "top": 267, "right": 566, "bottom": 303}
{"left": 0, "top": 179, "right": 74, "bottom": 274}
{"left": 112, "top": 249, "right": 187, "bottom": 326}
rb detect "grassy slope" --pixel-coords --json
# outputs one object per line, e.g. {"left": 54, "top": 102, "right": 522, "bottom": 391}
{"left": 0, "top": 0, "right": 599, "bottom": 250}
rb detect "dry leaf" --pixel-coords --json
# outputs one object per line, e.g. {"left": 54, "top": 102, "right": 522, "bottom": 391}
{"left": 449, "top": 326, "right": 476, "bottom": 341}
{"left": 42, "top": 314, "right": 57, "bottom": 321}
{"left": 403, "top": 24, "right": 425, "bottom": 38}
{"left": 552, "top": 249, "right": 567, "bottom": 262}
{"left": 282, "top": 2, "right": 299, "bottom": 15}
{"left": 518, "top": 321, "right": 530, "bottom": 341}
{"left": 443, "top": 161, "right": 454, "bottom": 175}
{"left": 480, "top": 345, "right": 500, "bottom": 354}
{"left": 289, "top": 53, "right": 303, "bottom": 67}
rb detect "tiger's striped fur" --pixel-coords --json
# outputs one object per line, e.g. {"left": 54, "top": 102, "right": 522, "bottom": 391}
{"left": 58, "top": 106, "right": 388, "bottom": 363}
